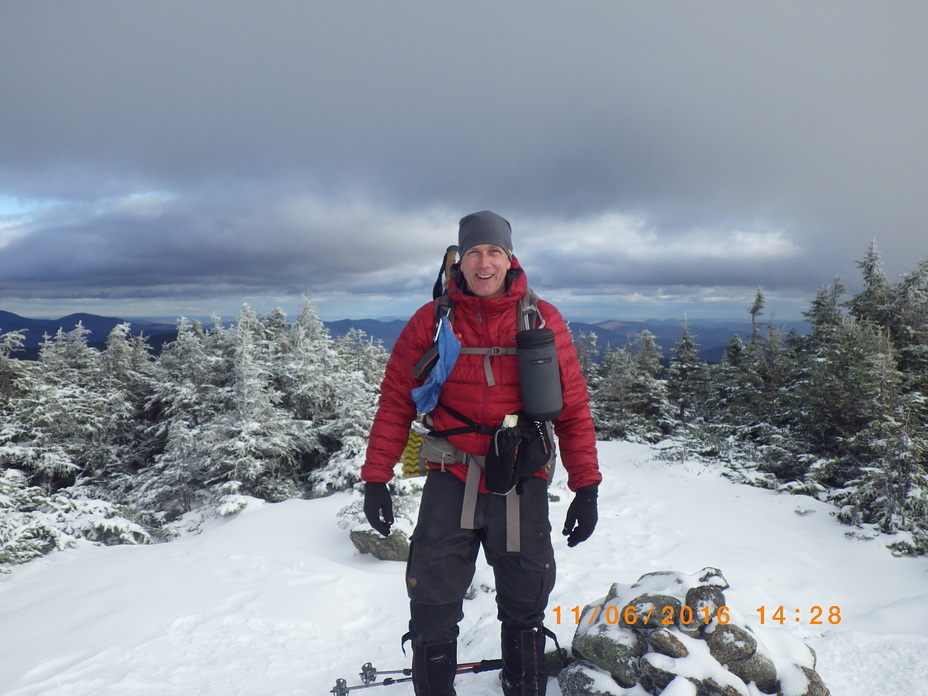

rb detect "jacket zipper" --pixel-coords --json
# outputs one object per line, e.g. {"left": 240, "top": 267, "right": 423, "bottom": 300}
{"left": 476, "top": 299, "right": 493, "bottom": 426}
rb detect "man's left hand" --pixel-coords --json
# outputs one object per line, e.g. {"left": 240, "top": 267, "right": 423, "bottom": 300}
{"left": 563, "top": 484, "right": 598, "bottom": 547}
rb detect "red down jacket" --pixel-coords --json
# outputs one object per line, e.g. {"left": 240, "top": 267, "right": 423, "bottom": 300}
{"left": 361, "top": 256, "right": 601, "bottom": 492}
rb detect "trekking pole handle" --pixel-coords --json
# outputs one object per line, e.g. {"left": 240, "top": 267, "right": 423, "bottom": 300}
{"left": 359, "top": 662, "right": 411, "bottom": 684}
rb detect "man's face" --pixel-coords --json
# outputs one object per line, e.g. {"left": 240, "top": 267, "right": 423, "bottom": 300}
{"left": 460, "top": 244, "right": 512, "bottom": 298}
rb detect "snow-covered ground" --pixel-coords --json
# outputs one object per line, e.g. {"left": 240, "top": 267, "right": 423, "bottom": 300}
{"left": 2, "top": 441, "right": 927, "bottom": 695}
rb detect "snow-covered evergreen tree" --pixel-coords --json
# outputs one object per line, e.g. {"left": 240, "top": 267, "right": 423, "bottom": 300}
{"left": 573, "top": 331, "right": 601, "bottom": 388}
{"left": 132, "top": 317, "right": 232, "bottom": 521}
{"left": 595, "top": 346, "right": 636, "bottom": 440}
{"left": 627, "top": 330, "right": 673, "bottom": 440}
{"left": 93, "top": 324, "right": 160, "bottom": 487}
{"left": 848, "top": 241, "right": 892, "bottom": 328}
{"left": 0, "top": 324, "right": 150, "bottom": 568}
{"left": 205, "top": 305, "right": 313, "bottom": 502}
{"left": 136, "top": 307, "right": 313, "bottom": 519}
{"left": 573, "top": 331, "right": 605, "bottom": 428}
{"left": 708, "top": 333, "right": 760, "bottom": 427}
{"left": 832, "top": 333, "right": 928, "bottom": 549}
{"left": 0, "top": 330, "right": 30, "bottom": 409}
{"left": 0, "top": 324, "right": 135, "bottom": 491}
{"left": 592, "top": 331, "right": 671, "bottom": 442}
{"left": 277, "top": 297, "right": 341, "bottom": 425}
{"left": 309, "top": 328, "right": 387, "bottom": 496}
{"left": 748, "top": 286, "right": 766, "bottom": 342}
{"left": 885, "top": 260, "right": 928, "bottom": 390}
{"left": 665, "top": 318, "right": 708, "bottom": 425}
{"left": 0, "top": 467, "right": 148, "bottom": 573}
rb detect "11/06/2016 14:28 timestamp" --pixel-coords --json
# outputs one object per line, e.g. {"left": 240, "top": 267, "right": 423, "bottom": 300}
{"left": 551, "top": 605, "right": 842, "bottom": 627}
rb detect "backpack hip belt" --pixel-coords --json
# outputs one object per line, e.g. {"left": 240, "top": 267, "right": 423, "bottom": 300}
{"left": 420, "top": 432, "right": 523, "bottom": 553}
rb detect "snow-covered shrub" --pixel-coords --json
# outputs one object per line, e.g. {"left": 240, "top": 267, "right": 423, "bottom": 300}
{"left": 0, "top": 469, "right": 149, "bottom": 572}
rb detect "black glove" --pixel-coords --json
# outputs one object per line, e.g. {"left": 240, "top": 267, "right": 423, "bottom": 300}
{"left": 363, "top": 482, "right": 394, "bottom": 537}
{"left": 563, "top": 484, "right": 598, "bottom": 547}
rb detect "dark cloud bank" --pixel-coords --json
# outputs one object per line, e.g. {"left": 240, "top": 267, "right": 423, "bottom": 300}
{"left": 1, "top": 2, "right": 926, "bottom": 322}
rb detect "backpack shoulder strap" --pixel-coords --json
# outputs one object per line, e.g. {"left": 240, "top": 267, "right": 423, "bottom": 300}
{"left": 419, "top": 288, "right": 543, "bottom": 387}
{"left": 434, "top": 291, "right": 453, "bottom": 325}
{"left": 437, "top": 286, "right": 541, "bottom": 331}
{"left": 518, "top": 288, "right": 544, "bottom": 331}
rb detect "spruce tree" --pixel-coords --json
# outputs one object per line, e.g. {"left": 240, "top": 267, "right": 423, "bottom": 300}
{"left": 133, "top": 317, "right": 230, "bottom": 519}
{"left": 834, "top": 332, "right": 928, "bottom": 545}
{"left": 0, "top": 330, "right": 29, "bottom": 409}
{"left": 628, "top": 330, "right": 673, "bottom": 440}
{"left": 279, "top": 297, "right": 341, "bottom": 424}
{"left": 205, "top": 305, "right": 310, "bottom": 501}
{"left": 573, "top": 331, "right": 601, "bottom": 388}
{"left": 3, "top": 324, "right": 131, "bottom": 491}
{"left": 885, "top": 260, "right": 928, "bottom": 389}
{"left": 595, "top": 345, "right": 636, "bottom": 440}
{"left": 0, "top": 324, "right": 149, "bottom": 565}
{"left": 749, "top": 287, "right": 766, "bottom": 342}
{"left": 848, "top": 240, "right": 892, "bottom": 328}
{"left": 665, "top": 318, "right": 708, "bottom": 425}
{"left": 309, "top": 328, "right": 387, "bottom": 495}
{"left": 707, "top": 333, "right": 763, "bottom": 432}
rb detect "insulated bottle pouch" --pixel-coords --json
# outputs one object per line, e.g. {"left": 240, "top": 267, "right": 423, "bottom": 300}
{"left": 515, "top": 328, "right": 563, "bottom": 422}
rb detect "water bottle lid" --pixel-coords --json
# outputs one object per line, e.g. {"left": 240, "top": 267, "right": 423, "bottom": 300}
{"left": 515, "top": 327, "right": 555, "bottom": 349}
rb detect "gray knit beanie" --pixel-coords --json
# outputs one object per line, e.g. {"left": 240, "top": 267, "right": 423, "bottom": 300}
{"left": 458, "top": 210, "right": 513, "bottom": 259}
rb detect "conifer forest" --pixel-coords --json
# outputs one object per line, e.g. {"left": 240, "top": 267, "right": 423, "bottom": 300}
{"left": 2, "top": 243, "right": 927, "bottom": 570}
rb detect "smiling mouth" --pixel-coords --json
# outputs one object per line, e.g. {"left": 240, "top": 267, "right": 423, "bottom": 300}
{"left": 476, "top": 274, "right": 493, "bottom": 280}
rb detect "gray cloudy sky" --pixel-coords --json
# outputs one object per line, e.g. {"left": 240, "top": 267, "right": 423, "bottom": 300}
{"left": 1, "top": 1, "right": 926, "bottom": 324}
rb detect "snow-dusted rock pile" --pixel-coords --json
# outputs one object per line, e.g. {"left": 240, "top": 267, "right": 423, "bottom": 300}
{"left": 557, "top": 568, "right": 829, "bottom": 696}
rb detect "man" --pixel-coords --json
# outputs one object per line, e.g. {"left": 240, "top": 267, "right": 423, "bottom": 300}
{"left": 362, "top": 211, "right": 601, "bottom": 696}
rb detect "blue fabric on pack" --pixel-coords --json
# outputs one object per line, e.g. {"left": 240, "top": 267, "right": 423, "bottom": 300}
{"left": 411, "top": 315, "right": 461, "bottom": 414}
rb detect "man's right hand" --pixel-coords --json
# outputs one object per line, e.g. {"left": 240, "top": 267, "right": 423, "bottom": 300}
{"left": 363, "top": 482, "right": 394, "bottom": 536}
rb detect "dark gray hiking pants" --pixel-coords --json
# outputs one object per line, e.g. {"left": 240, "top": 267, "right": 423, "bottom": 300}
{"left": 406, "top": 469, "right": 556, "bottom": 644}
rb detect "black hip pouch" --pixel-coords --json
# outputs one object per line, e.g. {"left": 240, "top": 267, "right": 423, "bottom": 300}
{"left": 484, "top": 414, "right": 553, "bottom": 495}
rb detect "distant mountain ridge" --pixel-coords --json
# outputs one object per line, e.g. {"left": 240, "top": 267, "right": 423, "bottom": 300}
{"left": 565, "top": 318, "right": 810, "bottom": 363}
{"left": 0, "top": 310, "right": 177, "bottom": 348}
{"left": 0, "top": 310, "right": 808, "bottom": 364}
{"left": 325, "top": 316, "right": 810, "bottom": 364}
{"left": 323, "top": 318, "right": 408, "bottom": 351}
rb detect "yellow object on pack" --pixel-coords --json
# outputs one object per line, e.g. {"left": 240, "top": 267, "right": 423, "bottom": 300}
{"left": 400, "top": 429, "right": 425, "bottom": 478}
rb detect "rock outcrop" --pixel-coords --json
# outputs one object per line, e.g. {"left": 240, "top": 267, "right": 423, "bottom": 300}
{"left": 557, "top": 568, "right": 829, "bottom": 696}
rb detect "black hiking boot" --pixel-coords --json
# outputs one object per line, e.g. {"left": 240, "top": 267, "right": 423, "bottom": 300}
{"left": 501, "top": 625, "right": 547, "bottom": 696}
{"left": 411, "top": 639, "right": 457, "bottom": 696}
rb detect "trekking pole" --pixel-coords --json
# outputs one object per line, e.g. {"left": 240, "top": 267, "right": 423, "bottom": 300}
{"left": 330, "top": 658, "right": 502, "bottom": 694}
{"left": 456, "top": 659, "right": 503, "bottom": 674}
{"left": 330, "top": 675, "right": 412, "bottom": 695}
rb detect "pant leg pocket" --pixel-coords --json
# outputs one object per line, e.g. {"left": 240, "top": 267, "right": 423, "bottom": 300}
{"left": 406, "top": 471, "right": 479, "bottom": 604}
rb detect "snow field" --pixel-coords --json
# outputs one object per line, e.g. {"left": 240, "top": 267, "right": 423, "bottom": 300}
{"left": 1, "top": 441, "right": 927, "bottom": 695}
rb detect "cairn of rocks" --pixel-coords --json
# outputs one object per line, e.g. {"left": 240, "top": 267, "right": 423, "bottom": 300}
{"left": 556, "top": 568, "right": 829, "bottom": 696}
